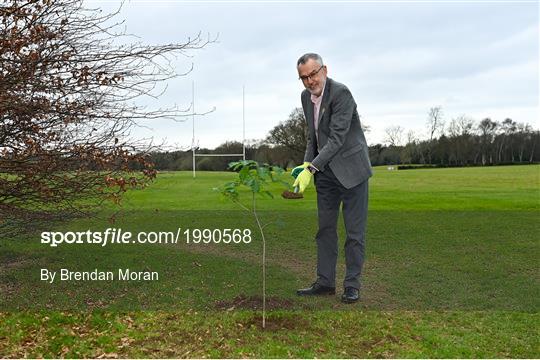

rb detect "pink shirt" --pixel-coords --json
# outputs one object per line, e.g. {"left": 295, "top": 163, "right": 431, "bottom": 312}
{"left": 310, "top": 81, "right": 326, "bottom": 139}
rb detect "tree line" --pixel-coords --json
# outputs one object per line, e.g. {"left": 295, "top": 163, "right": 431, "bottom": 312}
{"left": 150, "top": 107, "right": 539, "bottom": 171}
{"left": 377, "top": 108, "right": 539, "bottom": 166}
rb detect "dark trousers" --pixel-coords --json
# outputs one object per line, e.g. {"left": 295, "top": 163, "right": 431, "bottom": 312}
{"left": 314, "top": 167, "right": 369, "bottom": 290}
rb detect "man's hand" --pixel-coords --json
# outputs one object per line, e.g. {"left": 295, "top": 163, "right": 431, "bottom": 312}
{"left": 291, "top": 162, "right": 310, "bottom": 179}
{"left": 293, "top": 168, "right": 313, "bottom": 193}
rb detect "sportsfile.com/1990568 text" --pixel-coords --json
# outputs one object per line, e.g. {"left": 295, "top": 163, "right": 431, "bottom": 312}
{"left": 40, "top": 228, "right": 252, "bottom": 247}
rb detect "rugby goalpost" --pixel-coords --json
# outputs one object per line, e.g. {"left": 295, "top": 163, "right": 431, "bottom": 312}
{"left": 190, "top": 81, "right": 246, "bottom": 178}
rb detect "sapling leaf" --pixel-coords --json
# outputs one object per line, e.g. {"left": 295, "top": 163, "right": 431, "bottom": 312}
{"left": 238, "top": 166, "right": 250, "bottom": 182}
{"left": 257, "top": 166, "right": 268, "bottom": 179}
{"left": 229, "top": 161, "right": 241, "bottom": 171}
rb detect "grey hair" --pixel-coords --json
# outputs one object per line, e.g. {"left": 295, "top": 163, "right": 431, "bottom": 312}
{"left": 297, "top": 53, "right": 324, "bottom": 67}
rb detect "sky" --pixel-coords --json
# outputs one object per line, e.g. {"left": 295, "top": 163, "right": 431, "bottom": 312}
{"left": 89, "top": 0, "right": 539, "bottom": 149}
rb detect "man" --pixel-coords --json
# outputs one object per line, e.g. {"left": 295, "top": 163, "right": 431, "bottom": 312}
{"left": 293, "top": 53, "right": 372, "bottom": 303}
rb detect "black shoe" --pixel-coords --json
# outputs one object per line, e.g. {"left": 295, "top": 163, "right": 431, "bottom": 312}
{"left": 296, "top": 282, "right": 336, "bottom": 296}
{"left": 341, "top": 287, "right": 360, "bottom": 303}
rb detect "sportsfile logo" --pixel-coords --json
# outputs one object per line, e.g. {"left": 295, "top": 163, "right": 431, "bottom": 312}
{"left": 40, "top": 228, "right": 180, "bottom": 247}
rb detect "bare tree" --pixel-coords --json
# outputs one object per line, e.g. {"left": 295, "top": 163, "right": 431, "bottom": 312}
{"left": 399, "top": 129, "right": 417, "bottom": 164}
{"left": 424, "top": 106, "right": 445, "bottom": 164}
{"left": 384, "top": 125, "right": 404, "bottom": 147}
{"left": 478, "top": 118, "right": 498, "bottom": 165}
{"left": 447, "top": 115, "right": 475, "bottom": 165}
{"left": 496, "top": 118, "right": 517, "bottom": 162}
{"left": 0, "top": 0, "right": 213, "bottom": 232}
{"left": 516, "top": 123, "right": 535, "bottom": 163}
{"left": 406, "top": 130, "right": 417, "bottom": 144}
{"left": 427, "top": 106, "right": 445, "bottom": 141}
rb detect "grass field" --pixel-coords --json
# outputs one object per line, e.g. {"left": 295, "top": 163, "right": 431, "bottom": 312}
{"left": 1, "top": 165, "right": 539, "bottom": 357}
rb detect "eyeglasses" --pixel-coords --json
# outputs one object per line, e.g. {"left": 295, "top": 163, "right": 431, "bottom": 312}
{"left": 298, "top": 65, "right": 324, "bottom": 82}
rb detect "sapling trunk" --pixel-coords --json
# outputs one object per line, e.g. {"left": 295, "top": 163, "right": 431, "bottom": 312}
{"left": 252, "top": 193, "right": 266, "bottom": 329}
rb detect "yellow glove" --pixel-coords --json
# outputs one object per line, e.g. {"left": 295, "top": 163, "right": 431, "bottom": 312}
{"left": 291, "top": 162, "right": 310, "bottom": 179}
{"left": 292, "top": 168, "right": 313, "bottom": 193}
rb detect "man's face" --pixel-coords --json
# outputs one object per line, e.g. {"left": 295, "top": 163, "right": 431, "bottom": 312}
{"left": 297, "top": 58, "right": 327, "bottom": 97}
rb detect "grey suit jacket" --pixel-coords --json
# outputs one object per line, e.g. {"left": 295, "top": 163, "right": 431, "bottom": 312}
{"left": 301, "top": 78, "right": 372, "bottom": 189}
